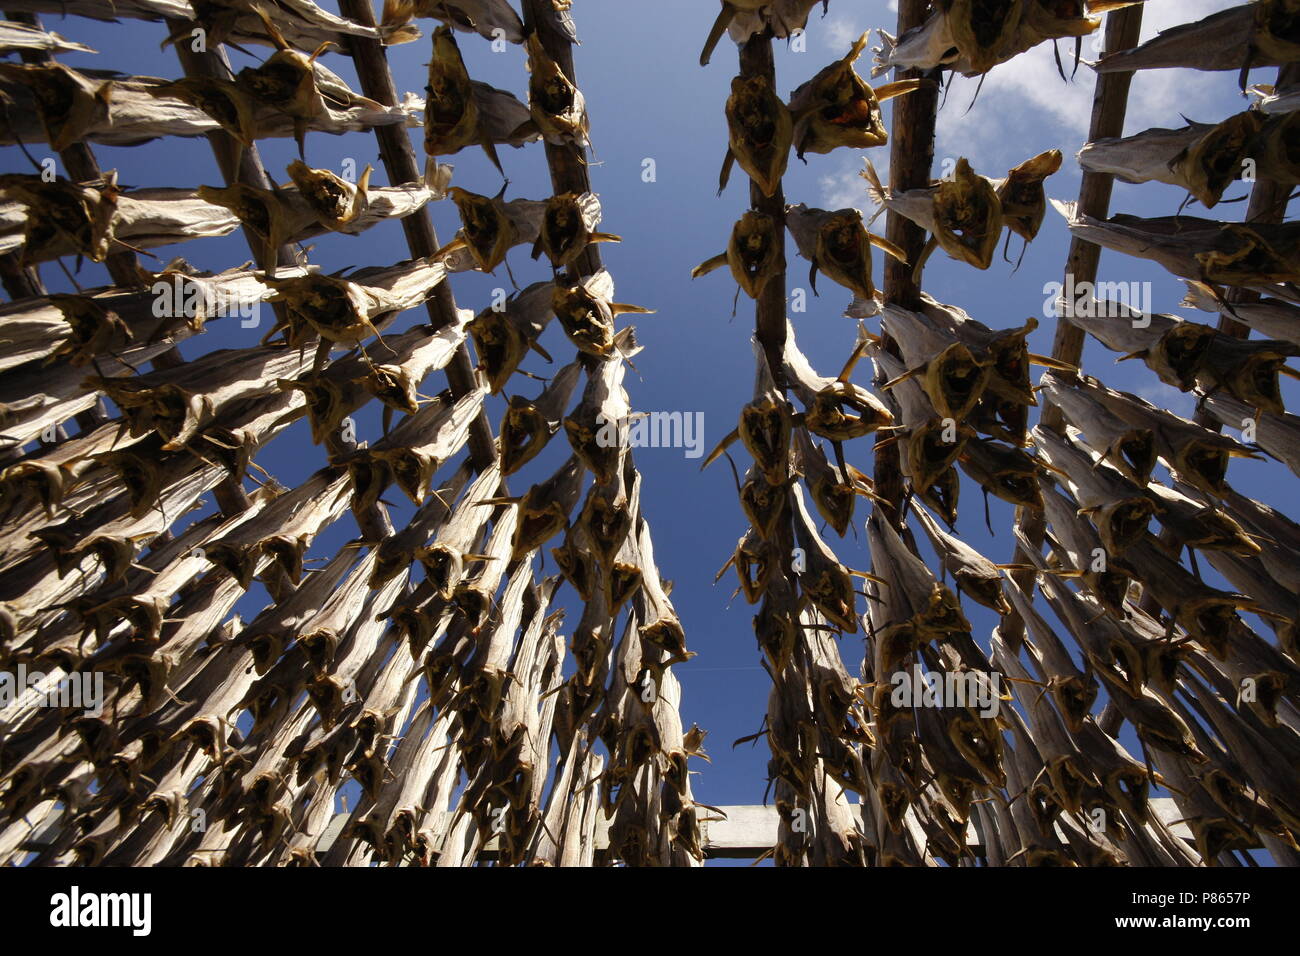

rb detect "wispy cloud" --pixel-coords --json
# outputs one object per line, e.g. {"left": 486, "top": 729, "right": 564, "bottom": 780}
{"left": 817, "top": 1, "right": 1242, "bottom": 213}
{"left": 819, "top": 163, "right": 869, "bottom": 210}
{"left": 1136, "top": 381, "right": 1197, "bottom": 419}
{"left": 932, "top": 0, "right": 1239, "bottom": 175}
{"left": 821, "top": 15, "right": 863, "bottom": 52}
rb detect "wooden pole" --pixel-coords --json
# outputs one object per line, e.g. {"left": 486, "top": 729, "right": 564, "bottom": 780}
{"left": 1002, "top": 6, "right": 1144, "bottom": 645}
{"left": 521, "top": 0, "right": 603, "bottom": 281}
{"left": 739, "top": 33, "right": 789, "bottom": 389}
{"left": 876, "top": 0, "right": 940, "bottom": 528}
{"left": 340, "top": 0, "right": 499, "bottom": 476}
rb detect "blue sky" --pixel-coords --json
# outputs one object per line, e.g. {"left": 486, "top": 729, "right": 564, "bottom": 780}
{"left": 6, "top": 0, "right": 1294, "bottom": 832}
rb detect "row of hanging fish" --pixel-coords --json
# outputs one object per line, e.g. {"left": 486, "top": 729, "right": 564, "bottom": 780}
{"left": 0, "top": 0, "right": 707, "bottom": 866}
{"left": 694, "top": 0, "right": 1300, "bottom": 865}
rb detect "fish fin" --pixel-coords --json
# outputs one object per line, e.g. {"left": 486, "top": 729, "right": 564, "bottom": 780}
{"left": 701, "top": 426, "right": 741, "bottom": 471}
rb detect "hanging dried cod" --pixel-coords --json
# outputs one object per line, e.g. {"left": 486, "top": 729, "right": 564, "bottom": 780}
{"left": 424, "top": 26, "right": 537, "bottom": 175}
{"left": 532, "top": 191, "right": 621, "bottom": 269}
{"left": 552, "top": 269, "right": 649, "bottom": 360}
{"left": 788, "top": 33, "right": 930, "bottom": 158}
{"left": 383, "top": 0, "right": 524, "bottom": 43}
{"left": 1182, "top": 280, "right": 1300, "bottom": 348}
{"left": 700, "top": 0, "right": 827, "bottom": 66}
{"left": 169, "top": 0, "right": 418, "bottom": 50}
{"left": 261, "top": 258, "right": 450, "bottom": 356}
{"left": 149, "top": 73, "right": 419, "bottom": 155}
{"left": 1057, "top": 290, "right": 1300, "bottom": 414}
{"left": 863, "top": 157, "right": 1004, "bottom": 273}
{"left": 499, "top": 361, "right": 582, "bottom": 475}
{"left": 719, "top": 73, "right": 791, "bottom": 197}
{"left": 693, "top": 210, "right": 785, "bottom": 302}
{"left": 0, "top": 175, "right": 240, "bottom": 264}
{"left": 1076, "top": 111, "right": 1286, "bottom": 209}
{"left": 1051, "top": 201, "right": 1300, "bottom": 288}
{"left": 435, "top": 186, "right": 546, "bottom": 274}
{"left": 524, "top": 33, "right": 587, "bottom": 147}
{"left": 873, "top": 0, "right": 1115, "bottom": 78}
{"left": 0, "top": 18, "right": 94, "bottom": 55}
{"left": 785, "top": 203, "right": 906, "bottom": 307}
{"left": 1094, "top": 1, "right": 1300, "bottom": 78}
{"left": 467, "top": 279, "right": 555, "bottom": 393}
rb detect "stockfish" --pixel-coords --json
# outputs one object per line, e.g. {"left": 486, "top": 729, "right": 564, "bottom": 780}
{"left": 383, "top": 0, "right": 523, "bottom": 43}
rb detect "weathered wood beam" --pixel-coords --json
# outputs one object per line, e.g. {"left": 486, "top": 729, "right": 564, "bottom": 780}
{"left": 876, "top": 0, "right": 940, "bottom": 529}
{"left": 8, "top": 10, "right": 143, "bottom": 290}
{"left": 1004, "top": 6, "right": 1143, "bottom": 645}
{"left": 309, "top": 799, "right": 1194, "bottom": 861}
{"left": 0, "top": 251, "right": 42, "bottom": 300}
{"left": 739, "top": 32, "right": 789, "bottom": 391}
{"left": 521, "top": 0, "right": 602, "bottom": 280}
{"left": 339, "top": 0, "right": 498, "bottom": 476}
{"left": 1040, "top": 7, "right": 1145, "bottom": 410}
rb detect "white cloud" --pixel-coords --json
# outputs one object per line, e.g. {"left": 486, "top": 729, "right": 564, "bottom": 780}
{"left": 1136, "top": 380, "right": 1197, "bottom": 418}
{"left": 819, "top": 162, "right": 870, "bottom": 210}
{"left": 821, "top": 15, "right": 863, "bottom": 51}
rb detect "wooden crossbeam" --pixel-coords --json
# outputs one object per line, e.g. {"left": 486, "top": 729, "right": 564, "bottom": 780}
{"left": 308, "top": 799, "right": 1193, "bottom": 862}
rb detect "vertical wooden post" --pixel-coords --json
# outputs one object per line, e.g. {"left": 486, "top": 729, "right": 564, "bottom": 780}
{"left": 739, "top": 33, "right": 789, "bottom": 390}
{"left": 340, "top": 0, "right": 499, "bottom": 476}
{"left": 876, "top": 0, "right": 940, "bottom": 529}
{"left": 1003, "top": 6, "right": 1143, "bottom": 645}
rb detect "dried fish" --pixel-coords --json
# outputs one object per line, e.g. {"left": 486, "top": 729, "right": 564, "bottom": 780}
{"left": 1094, "top": 1, "right": 1299, "bottom": 77}
{"left": 720, "top": 74, "right": 792, "bottom": 197}
{"left": 1052, "top": 202, "right": 1300, "bottom": 288}
{"left": 693, "top": 211, "right": 784, "bottom": 300}
{"left": 424, "top": 26, "right": 535, "bottom": 173}
{"left": 437, "top": 186, "right": 545, "bottom": 274}
{"left": 993, "top": 149, "right": 1063, "bottom": 243}
{"left": 785, "top": 203, "right": 906, "bottom": 303}
{"left": 881, "top": 303, "right": 990, "bottom": 422}
{"left": 1033, "top": 425, "right": 1153, "bottom": 555}
{"left": 524, "top": 33, "right": 587, "bottom": 147}
{"left": 366, "top": 386, "right": 485, "bottom": 505}
{"left": 499, "top": 361, "right": 582, "bottom": 476}
{"left": 1181, "top": 280, "right": 1300, "bottom": 349}
{"left": 702, "top": 0, "right": 826, "bottom": 65}
{"left": 874, "top": 0, "right": 1103, "bottom": 77}
{"left": 564, "top": 358, "right": 630, "bottom": 484}
{"left": 532, "top": 191, "right": 620, "bottom": 269}
{"left": 786, "top": 323, "right": 893, "bottom": 441}
{"left": 863, "top": 157, "right": 1004, "bottom": 272}
{"left": 1078, "top": 112, "right": 1269, "bottom": 209}
{"left": 502, "top": 455, "right": 585, "bottom": 561}
{"left": 790, "top": 484, "right": 858, "bottom": 632}
{"left": 383, "top": 0, "right": 523, "bottom": 43}
{"left": 552, "top": 269, "right": 649, "bottom": 360}
{"left": 788, "top": 33, "right": 928, "bottom": 158}
{"left": 0, "top": 19, "right": 94, "bottom": 55}
{"left": 468, "top": 280, "right": 556, "bottom": 393}
{"left": 419, "top": 463, "right": 501, "bottom": 601}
